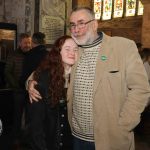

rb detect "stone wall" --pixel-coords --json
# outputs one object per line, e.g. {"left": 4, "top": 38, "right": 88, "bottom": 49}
{"left": 0, "top": 0, "right": 34, "bottom": 36}
{"left": 0, "top": 0, "right": 72, "bottom": 45}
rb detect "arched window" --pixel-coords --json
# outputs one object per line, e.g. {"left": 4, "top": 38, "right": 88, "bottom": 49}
{"left": 125, "top": 0, "right": 136, "bottom": 16}
{"left": 102, "top": 0, "right": 113, "bottom": 20}
{"left": 137, "top": 0, "right": 144, "bottom": 15}
{"left": 93, "top": 0, "right": 144, "bottom": 20}
{"left": 114, "top": 0, "right": 124, "bottom": 18}
{"left": 94, "top": 0, "right": 102, "bottom": 19}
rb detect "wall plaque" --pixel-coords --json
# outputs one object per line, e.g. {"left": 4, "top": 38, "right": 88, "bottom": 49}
{"left": 39, "top": 0, "right": 66, "bottom": 44}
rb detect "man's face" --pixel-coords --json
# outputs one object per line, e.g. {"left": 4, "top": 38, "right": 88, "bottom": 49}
{"left": 19, "top": 37, "right": 31, "bottom": 52}
{"left": 69, "top": 10, "right": 97, "bottom": 45}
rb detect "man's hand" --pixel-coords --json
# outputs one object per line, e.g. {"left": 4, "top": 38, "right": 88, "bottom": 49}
{"left": 28, "top": 80, "right": 42, "bottom": 103}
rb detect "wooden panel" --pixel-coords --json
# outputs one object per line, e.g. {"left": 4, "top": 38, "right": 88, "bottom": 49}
{"left": 98, "top": 17, "right": 142, "bottom": 43}
{"left": 142, "top": 3, "right": 150, "bottom": 48}
{"left": 72, "top": 0, "right": 92, "bottom": 9}
{"left": 98, "top": 17, "right": 142, "bottom": 29}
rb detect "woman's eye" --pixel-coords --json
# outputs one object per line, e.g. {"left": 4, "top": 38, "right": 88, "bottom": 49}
{"left": 74, "top": 49, "right": 78, "bottom": 52}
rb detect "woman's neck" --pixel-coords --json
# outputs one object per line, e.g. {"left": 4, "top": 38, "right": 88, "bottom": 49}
{"left": 64, "top": 64, "right": 71, "bottom": 88}
{"left": 64, "top": 64, "right": 71, "bottom": 75}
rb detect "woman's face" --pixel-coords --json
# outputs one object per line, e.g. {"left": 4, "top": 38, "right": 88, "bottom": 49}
{"left": 60, "top": 38, "right": 78, "bottom": 66}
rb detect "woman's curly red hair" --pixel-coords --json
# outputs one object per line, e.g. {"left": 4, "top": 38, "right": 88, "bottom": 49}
{"left": 33, "top": 35, "right": 72, "bottom": 106}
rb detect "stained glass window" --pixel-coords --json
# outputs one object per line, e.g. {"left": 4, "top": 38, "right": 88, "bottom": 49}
{"left": 94, "top": 0, "right": 102, "bottom": 19}
{"left": 125, "top": 0, "right": 136, "bottom": 16}
{"left": 102, "top": 0, "right": 113, "bottom": 20}
{"left": 113, "top": 0, "right": 124, "bottom": 18}
{"left": 93, "top": 0, "right": 143, "bottom": 20}
{"left": 137, "top": 0, "right": 144, "bottom": 15}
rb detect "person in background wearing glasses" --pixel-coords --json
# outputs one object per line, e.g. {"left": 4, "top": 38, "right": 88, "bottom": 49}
{"left": 27, "top": 7, "right": 150, "bottom": 150}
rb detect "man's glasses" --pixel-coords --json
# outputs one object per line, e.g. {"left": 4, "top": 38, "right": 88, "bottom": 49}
{"left": 69, "top": 19, "right": 95, "bottom": 30}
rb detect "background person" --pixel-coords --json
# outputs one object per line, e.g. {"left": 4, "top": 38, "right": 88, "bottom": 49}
{"left": 136, "top": 48, "right": 150, "bottom": 146}
{"left": 20, "top": 32, "right": 48, "bottom": 148}
{"left": 139, "top": 48, "right": 150, "bottom": 82}
{"left": 20, "top": 32, "right": 48, "bottom": 87}
{"left": 4, "top": 33, "right": 31, "bottom": 146}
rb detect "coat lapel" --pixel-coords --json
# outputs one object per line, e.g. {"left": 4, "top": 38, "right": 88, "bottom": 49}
{"left": 93, "top": 34, "right": 112, "bottom": 94}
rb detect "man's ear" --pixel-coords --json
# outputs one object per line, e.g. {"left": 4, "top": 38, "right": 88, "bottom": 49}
{"left": 93, "top": 20, "right": 98, "bottom": 32}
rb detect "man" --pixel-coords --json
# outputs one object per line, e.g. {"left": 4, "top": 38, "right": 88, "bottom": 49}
{"left": 21, "top": 32, "right": 48, "bottom": 85}
{"left": 5, "top": 33, "right": 31, "bottom": 89}
{"left": 27, "top": 7, "right": 150, "bottom": 150}
{"left": 5, "top": 33, "right": 31, "bottom": 144}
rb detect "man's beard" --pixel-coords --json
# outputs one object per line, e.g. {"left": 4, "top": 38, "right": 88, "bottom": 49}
{"left": 71, "top": 32, "right": 94, "bottom": 46}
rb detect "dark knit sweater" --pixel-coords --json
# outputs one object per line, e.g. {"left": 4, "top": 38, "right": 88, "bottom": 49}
{"left": 4, "top": 48, "right": 26, "bottom": 89}
{"left": 20, "top": 45, "right": 48, "bottom": 88}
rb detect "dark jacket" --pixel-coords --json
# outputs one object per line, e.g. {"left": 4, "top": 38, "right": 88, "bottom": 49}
{"left": 4, "top": 48, "right": 26, "bottom": 89}
{"left": 20, "top": 45, "right": 48, "bottom": 88}
{"left": 29, "top": 70, "right": 72, "bottom": 150}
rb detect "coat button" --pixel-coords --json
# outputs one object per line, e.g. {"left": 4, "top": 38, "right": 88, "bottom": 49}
{"left": 61, "top": 124, "right": 64, "bottom": 127}
{"left": 61, "top": 114, "right": 64, "bottom": 117}
{"left": 59, "top": 142, "right": 63, "bottom": 146}
{"left": 60, "top": 133, "right": 63, "bottom": 136}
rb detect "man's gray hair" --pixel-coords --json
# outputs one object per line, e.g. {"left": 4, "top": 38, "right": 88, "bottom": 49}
{"left": 71, "top": 7, "right": 95, "bottom": 19}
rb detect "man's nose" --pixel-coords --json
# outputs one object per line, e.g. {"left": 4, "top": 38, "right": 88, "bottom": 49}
{"left": 73, "top": 25, "right": 80, "bottom": 33}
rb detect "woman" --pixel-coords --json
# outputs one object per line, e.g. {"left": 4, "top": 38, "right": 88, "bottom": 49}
{"left": 29, "top": 35, "right": 78, "bottom": 150}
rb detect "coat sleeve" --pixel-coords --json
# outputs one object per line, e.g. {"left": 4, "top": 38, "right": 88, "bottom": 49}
{"left": 25, "top": 71, "right": 34, "bottom": 90}
{"left": 118, "top": 40, "right": 150, "bottom": 131}
{"left": 4, "top": 53, "right": 19, "bottom": 88}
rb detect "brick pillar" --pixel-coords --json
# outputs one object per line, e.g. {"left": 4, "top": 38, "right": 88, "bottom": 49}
{"left": 72, "top": 0, "right": 92, "bottom": 9}
{"left": 141, "top": 0, "right": 150, "bottom": 48}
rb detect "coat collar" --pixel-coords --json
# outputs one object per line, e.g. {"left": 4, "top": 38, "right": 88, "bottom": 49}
{"left": 68, "top": 33, "right": 113, "bottom": 98}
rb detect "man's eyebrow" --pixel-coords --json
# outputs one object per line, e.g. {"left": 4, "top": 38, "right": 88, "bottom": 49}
{"left": 70, "top": 19, "right": 85, "bottom": 24}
